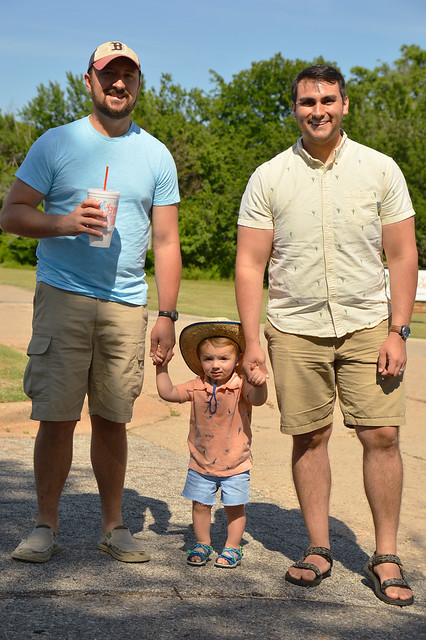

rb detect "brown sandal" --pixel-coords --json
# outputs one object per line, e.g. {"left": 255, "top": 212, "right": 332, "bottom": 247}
{"left": 285, "top": 546, "right": 333, "bottom": 587}
{"left": 364, "top": 553, "right": 414, "bottom": 606}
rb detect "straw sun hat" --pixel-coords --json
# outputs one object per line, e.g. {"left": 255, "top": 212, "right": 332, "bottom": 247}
{"left": 179, "top": 319, "right": 245, "bottom": 377}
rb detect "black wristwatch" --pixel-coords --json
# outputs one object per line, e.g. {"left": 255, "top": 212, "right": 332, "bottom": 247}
{"left": 158, "top": 310, "right": 179, "bottom": 322}
{"left": 390, "top": 324, "right": 411, "bottom": 340}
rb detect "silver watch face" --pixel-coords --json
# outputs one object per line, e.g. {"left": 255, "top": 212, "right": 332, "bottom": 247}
{"left": 159, "top": 310, "right": 179, "bottom": 321}
{"left": 401, "top": 325, "right": 411, "bottom": 339}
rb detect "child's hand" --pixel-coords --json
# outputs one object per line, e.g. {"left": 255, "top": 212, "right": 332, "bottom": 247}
{"left": 152, "top": 344, "right": 165, "bottom": 365}
{"left": 247, "top": 364, "right": 267, "bottom": 386}
{"left": 150, "top": 320, "right": 176, "bottom": 365}
{"left": 245, "top": 364, "right": 268, "bottom": 406}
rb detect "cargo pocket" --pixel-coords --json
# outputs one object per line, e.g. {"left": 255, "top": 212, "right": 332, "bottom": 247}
{"left": 23, "top": 334, "right": 52, "bottom": 401}
{"left": 129, "top": 342, "right": 145, "bottom": 404}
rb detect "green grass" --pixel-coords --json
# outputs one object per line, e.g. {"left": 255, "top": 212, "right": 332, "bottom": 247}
{"left": 0, "top": 265, "right": 37, "bottom": 291}
{"left": 0, "top": 265, "right": 425, "bottom": 403}
{"left": 146, "top": 275, "right": 268, "bottom": 321}
{"left": 0, "top": 265, "right": 424, "bottom": 334}
{"left": 0, "top": 344, "right": 28, "bottom": 402}
{"left": 411, "top": 312, "right": 426, "bottom": 339}
{"left": 0, "top": 266, "right": 268, "bottom": 322}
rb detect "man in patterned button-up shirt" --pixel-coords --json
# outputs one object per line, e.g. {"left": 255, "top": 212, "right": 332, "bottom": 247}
{"left": 236, "top": 64, "right": 417, "bottom": 606}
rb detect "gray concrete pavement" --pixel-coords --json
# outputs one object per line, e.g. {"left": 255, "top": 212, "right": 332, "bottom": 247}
{"left": 0, "top": 285, "right": 425, "bottom": 639}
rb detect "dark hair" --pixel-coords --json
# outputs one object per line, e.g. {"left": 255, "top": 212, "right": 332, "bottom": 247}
{"left": 291, "top": 64, "right": 347, "bottom": 103}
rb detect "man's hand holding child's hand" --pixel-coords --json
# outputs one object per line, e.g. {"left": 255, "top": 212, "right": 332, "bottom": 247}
{"left": 246, "top": 363, "right": 267, "bottom": 386}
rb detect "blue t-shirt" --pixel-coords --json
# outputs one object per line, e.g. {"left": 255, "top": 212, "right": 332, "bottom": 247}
{"left": 16, "top": 116, "right": 180, "bottom": 305}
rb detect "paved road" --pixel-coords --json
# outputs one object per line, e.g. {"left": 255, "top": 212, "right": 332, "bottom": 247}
{"left": 0, "top": 285, "right": 425, "bottom": 639}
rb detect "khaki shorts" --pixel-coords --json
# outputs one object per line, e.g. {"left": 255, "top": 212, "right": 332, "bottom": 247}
{"left": 264, "top": 319, "right": 405, "bottom": 436}
{"left": 24, "top": 282, "right": 148, "bottom": 423}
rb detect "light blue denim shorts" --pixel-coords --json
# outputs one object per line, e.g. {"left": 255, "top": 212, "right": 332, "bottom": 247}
{"left": 182, "top": 469, "right": 250, "bottom": 506}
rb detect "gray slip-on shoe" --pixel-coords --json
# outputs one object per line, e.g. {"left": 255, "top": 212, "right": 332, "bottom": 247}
{"left": 96, "top": 525, "right": 150, "bottom": 563}
{"left": 11, "top": 525, "right": 62, "bottom": 563}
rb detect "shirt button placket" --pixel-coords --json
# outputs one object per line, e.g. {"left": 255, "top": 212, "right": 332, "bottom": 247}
{"left": 322, "top": 169, "right": 339, "bottom": 334}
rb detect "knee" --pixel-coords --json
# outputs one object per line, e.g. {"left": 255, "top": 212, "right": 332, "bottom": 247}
{"left": 357, "top": 426, "right": 400, "bottom": 452}
{"left": 225, "top": 504, "right": 245, "bottom": 517}
{"left": 193, "top": 501, "right": 212, "bottom": 514}
{"left": 293, "top": 424, "right": 332, "bottom": 453}
{"left": 91, "top": 415, "right": 126, "bottom": 431}
{"left": 38, "top": 420, "right": 76, "bottom": 442}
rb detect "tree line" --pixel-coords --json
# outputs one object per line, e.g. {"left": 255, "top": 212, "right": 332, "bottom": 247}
{"left": 0, "top": 44, "right": 424, "bottom": 274}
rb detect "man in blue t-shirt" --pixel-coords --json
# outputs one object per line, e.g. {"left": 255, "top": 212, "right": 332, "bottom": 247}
{"left": 1, "top": 41, "right": 181, "bottom": 564}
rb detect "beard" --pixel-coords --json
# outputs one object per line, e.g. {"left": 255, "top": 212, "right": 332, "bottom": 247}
{"left": 91, "top": 90, "right": 137, "bottom": 120}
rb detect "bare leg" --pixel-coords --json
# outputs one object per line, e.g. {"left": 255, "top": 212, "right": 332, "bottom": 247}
{"left": 190, "top": 501, "right": 213, "bottom": 562}
{"left": 90, "top": 415, "right": 127, "bottom": 534}
{"left": 216, "top": 504, "right": 246, "bottom": 565}
{"left": 192, "top": 500, "right": 212, "bottom": 544}
{"left": 356, "top": 425, "right": 413, "bottom": 603}
{"left": 34, "top": 420, "right": 77, "bottom": 531}
{"left": 287, "top": 424, "right": 333, "bottom": 581}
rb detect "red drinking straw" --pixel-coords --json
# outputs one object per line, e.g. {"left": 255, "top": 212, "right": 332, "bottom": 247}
{"left": 103, "top": 166, "right": 109, "bottom": 191}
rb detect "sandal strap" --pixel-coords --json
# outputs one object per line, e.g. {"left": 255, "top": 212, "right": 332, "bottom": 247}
{"left": 187, "top": 543, "right": 213, "bottom": 560}
{"left": 303, "top": 546, "right": 333, "bottom": 567}
{"left": 368, "top": 553, "right": 412, "bottom": 591}
{"left": 291, "top": 560, "right": 321, "bottom": 578}
{"left": 370, "top": 553, "right": 403, "bottom": 569}
{"left": 218, "top": 547, "right": 242, "bottom": 563}
{"left": 381, "top": 577, "right": 412, "bottom": 591}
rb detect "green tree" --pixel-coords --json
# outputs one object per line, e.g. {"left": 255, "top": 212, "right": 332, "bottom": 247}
{"left": 18, "top": 72, "right": 93, "bottom": 136}
{"left": 345, "top": 45, "right": 426, "bottom": 266}
{"left": 166, "top": 53, "right": 336, "bottom": 276}
{"left": 1, "top": 47, "right": 424, "bottom": 270}
{"left": 65, "top": 72, "right": 93, "bottom": 122}
{"left": 18, "top": 80, "right": 70, "bottom": 136}
{"left": 0, "top": 112, "right": 34, "bottom": 205}
{"left": 134, "top": 76, "right": 225, "bottom": 275}
{"left": 0, "top": 112, "right": 39, "bottom": 265}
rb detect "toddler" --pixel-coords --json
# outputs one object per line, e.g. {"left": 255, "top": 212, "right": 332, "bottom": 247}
{"left": 156, "top": 320, "right": 267, "bottom": 567}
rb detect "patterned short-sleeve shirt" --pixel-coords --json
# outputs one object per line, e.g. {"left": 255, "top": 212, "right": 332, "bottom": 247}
{"left": 238, "top": 132, "right": 415, "bottom": 338}
{"left": 175, "top": 373, "right": 253, "bottom": 477}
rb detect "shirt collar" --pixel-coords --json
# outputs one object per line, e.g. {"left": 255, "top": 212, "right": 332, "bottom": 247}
{"left": 296, "top": 130, "right": 348, "bottom": 167}
{"left": 193, "top": 371, "right": 241, "bottom": 391}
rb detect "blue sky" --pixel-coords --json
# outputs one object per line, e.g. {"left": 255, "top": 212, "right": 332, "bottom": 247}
{"left": 2, "top": 0, "right": 425, "bottom": 114}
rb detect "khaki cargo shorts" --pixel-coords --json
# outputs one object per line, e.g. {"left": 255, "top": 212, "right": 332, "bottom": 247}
{"left": 24, "top": 282, "right": 148, "bottom": 423}
{"left": 264, "top": 319, "right": 406, "bottom": 436}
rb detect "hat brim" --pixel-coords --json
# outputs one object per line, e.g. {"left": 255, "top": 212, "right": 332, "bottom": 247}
{"left": 92, "top": 54, "right": 140, "bottom": 71}
{"left": 179, "top": 321, "right": 245, "bottom": 376}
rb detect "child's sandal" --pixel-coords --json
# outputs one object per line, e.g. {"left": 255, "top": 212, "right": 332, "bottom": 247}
{"left": 214, "top": 546, "right": 243, "bottom": 568}
{"left": 187, "top": 543, "right": 213, "bottom": 566}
